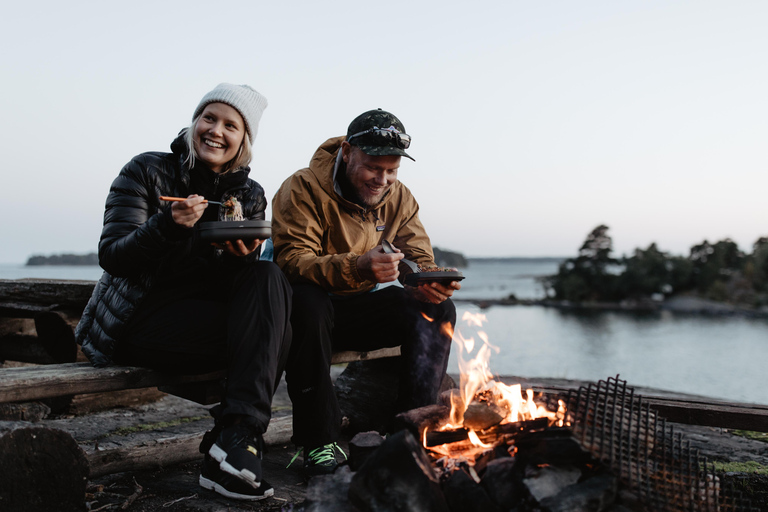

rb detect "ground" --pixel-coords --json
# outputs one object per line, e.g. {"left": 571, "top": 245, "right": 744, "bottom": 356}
{"left": 30, "top": 370, "right": 768, "bottom": 511}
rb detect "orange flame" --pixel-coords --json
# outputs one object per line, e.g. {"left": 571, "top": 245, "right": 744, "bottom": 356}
{"left": 426, "top": 309, "right": 566, "bottom": 454}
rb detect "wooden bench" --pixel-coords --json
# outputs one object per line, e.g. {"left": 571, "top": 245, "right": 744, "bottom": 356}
{"left": 0, "top": 278, "right": 401, "bottom": 408}
{"left": 0, "top": 348, "right": 402, "bottom": 406}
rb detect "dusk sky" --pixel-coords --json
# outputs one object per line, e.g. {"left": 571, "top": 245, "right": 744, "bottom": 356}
{"left": 2, "top": 1, "right": 766, "bottom": 263}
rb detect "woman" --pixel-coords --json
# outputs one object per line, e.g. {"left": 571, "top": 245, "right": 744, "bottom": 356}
{"left": 75, "top": 83, "right": 291, "bottom": 501}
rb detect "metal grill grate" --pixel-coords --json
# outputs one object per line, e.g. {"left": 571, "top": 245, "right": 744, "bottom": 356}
{"left": 564, "top": 375, "right": 760, "bottom": 512}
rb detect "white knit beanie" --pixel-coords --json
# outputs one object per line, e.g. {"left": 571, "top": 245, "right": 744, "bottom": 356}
{"left": 192, "top": 83, "right": 268, "bottom": 141}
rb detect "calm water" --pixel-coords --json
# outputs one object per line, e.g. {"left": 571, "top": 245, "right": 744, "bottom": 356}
{"left": 2, "top": 261, "right": 766, "bottom": 405}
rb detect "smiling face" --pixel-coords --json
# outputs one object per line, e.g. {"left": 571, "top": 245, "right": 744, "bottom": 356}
{"left": 192, "top": 102, "right": 246, "bottom": 173}
{"left": 341, "top": 142, "right": 400, "bottom": 207}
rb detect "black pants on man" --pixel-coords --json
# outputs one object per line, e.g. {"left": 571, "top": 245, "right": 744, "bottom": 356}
{"left": 286, "top": 283, "right": 456, "bottom": 449}
{"left": 113, "top": 261, "right": 292, "bottom": 434}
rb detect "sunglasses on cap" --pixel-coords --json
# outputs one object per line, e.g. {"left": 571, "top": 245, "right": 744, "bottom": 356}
{"left": 347, "top": 127, "right": 411, "bottom": 149}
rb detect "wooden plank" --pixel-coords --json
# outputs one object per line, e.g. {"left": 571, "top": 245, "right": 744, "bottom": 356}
{"left": 0, "top": 363, "right": 226, "bottom": 403}
{"left": 0, "top": 347, "right": 401, "bottom": 405}
{"left": 643, "top": 397, "right": 768, "bottom": 432}
{"left": 332, "top": 346, "right": 401, "bottom": 364}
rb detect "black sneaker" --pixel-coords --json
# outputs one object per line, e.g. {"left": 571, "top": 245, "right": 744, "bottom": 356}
{"left": 208, "top": 424, "right": 265, "bottom": 488}
{"left": 303, "top": 443, "right": 347, "bottom": 477}
{"left": 199, "top": 455, "right": 274, "bottom": 501}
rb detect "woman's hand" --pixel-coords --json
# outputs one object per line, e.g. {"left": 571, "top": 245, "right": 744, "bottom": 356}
{"left": 213, "top": 239, "right": 265, "bottom": 257}
{"left": 170, "top": 195, "right": 207, "bottom": 228}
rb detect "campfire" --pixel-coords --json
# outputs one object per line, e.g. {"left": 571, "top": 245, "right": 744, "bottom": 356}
{"left": 414, "top": 311, "right": 566, "bottom": 465}
{"left": 342, "top": 311, "right": 761, "bottom": 512}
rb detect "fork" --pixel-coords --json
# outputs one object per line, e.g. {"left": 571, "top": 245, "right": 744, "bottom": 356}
{"left": 159, "top": 196, "right": 226, "bottom": 206}
{"left": 381, "top": 240, "right": 420, "bottom": 273}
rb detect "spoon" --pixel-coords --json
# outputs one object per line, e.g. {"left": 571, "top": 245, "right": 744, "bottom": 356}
{"left": 159, "top": 196, "right": 226, "bottom": 207}
{"left": 381, "top": 240, "right": 420, "bottom": 273}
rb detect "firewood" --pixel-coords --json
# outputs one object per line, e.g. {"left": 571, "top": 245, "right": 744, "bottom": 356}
{"left": 394, "top": 404, "right": 451, "bottom": 440}
{"left": 425, "top": 418, "right": 549, "bottom": 447}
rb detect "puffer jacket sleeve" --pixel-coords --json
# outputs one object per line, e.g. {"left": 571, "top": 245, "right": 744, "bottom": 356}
{"left": 99, "top": 154, "right": 192, "bottom": 277}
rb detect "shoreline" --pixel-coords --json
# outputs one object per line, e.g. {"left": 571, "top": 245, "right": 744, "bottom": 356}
{"left": 453, "top": 294, "right": 768, "bottom": 319}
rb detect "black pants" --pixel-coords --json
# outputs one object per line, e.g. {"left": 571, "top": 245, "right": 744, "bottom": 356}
{"left": 113, "top": 261, "right": 292, "bottom": 433}
{"left": 286, "top": 283, "right": 456, "bottom": 448}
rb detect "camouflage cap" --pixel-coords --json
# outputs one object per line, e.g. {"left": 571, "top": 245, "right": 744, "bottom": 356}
{"left": 346, "top": 109, "right": 415, "bottom": 161}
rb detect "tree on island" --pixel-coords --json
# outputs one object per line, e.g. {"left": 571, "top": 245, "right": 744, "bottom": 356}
{"left": 545, "top": 225, "right": 619, "bottom": 301}
{"left": 544, "top": 225, "right": 768, "bottom": 306}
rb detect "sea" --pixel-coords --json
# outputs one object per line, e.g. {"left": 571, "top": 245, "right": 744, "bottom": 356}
{"left": 2, "top": 260, "right": 766, "bottom": 405}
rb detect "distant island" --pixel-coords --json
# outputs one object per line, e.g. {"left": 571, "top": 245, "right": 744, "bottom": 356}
{"left": 27, "top": 248, "right": 471, "bottom": 268}
{"left": 542, "top": 224, "right": 768, "bottom": 311}
{"left": 26, "top": 253, "right": 98, "bottom": 266}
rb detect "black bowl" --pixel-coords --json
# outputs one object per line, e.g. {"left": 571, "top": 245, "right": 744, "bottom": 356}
{"left": 199, "top": 220, "right": 271, "bottom": 243}
{"left": 404, "top": 270, "right": 465, "bottom": 287}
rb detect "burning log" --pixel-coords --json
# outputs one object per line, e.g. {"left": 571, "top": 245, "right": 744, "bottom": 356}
{"left": 425, "top": 417, "right": 549, "bottom": 447}
{"left": 462, "top": 400, "right": 506, "bottom": 430}
{"left": 393, "top": 403, "right": 451, "bottom": 440}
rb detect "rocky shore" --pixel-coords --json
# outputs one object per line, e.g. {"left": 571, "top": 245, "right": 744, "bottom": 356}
{"left": 30, "top": 371, "right": 766, "bottom": 511}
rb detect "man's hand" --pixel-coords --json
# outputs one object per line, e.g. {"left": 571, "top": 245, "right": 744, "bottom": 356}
{"left": 170, "top": 194, "right": 207, "bottom": 228}
{"left": 408, "top": 280, "right": 462, "bottom": 304}
{"left": 213, "top": 239, "right": 264, "bottom": 257}
{"left": 357, "top": 245, "right": 404, "bottom": 283}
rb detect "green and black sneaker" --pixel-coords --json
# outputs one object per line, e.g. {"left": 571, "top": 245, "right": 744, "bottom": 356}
{"left": 303, "top": 443, "right": 347, "bottom": 477}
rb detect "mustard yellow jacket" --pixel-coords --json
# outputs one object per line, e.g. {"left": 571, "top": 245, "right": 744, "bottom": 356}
{"left": 271, "top": 136, "right": 436, "bottom": 295}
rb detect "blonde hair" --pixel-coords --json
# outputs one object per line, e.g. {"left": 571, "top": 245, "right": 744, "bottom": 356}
{"left": 183, "top": 114, "right": 253, "bottom": 174}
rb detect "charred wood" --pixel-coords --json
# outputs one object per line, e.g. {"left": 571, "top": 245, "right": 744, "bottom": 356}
{"left": 425, "top": 417, "right": 549, "bottom": 447}
{"left": 441, "top": 468, "right": 501, "bottom": 512}
{"left": 348, "top": 429, "right": 449, "bottom": 512}
{"left": 348, "top": 431, "right": 386, "bottom": 471}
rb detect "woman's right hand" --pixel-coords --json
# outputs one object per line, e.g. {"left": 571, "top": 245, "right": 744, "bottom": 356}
{"left": 170, "top": 194, "right": 207, "bottom": 228}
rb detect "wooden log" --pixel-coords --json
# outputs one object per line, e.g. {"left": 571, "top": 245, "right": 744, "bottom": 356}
{"left": 0, "top": 424, "right": 89, "bottom": 511}
{"left": 0, "top": 278, "right": 95, "bottom": 310}
{"left": 394, "top": 404, "right": 451, "bottom": 441}
{"left": 642, "top": 398, "right": 768, "bottom": 432}
{"left": 86, "top": 415, "right": 293, "bottom": 478}
{"left": 425, "top": 418, "right": 549, "bottom": 447}
{"left": 0, "top": 362, "right": 226, "bottom": 403}
{"left": 0, "top": 401, "right": 51, "bottom": 421}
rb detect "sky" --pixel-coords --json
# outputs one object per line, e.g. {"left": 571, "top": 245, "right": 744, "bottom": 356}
{"left": 1, "top": 1, "right": 766, "bottom": 263}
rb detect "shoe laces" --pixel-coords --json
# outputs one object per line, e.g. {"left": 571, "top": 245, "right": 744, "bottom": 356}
{"left": 286, "top": 442, "right": 347, "bottom": 468}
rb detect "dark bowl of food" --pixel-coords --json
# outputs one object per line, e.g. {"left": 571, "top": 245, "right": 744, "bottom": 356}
{"left": 199, "top": 220, "right": 271, "bottom": 243}
{"left": 404, "top": 267, "right": 465, "bottom": 287}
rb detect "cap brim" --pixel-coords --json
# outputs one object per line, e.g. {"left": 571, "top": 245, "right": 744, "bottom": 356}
{"left": 356, "top": 145, "right": 415, "bottom": 162}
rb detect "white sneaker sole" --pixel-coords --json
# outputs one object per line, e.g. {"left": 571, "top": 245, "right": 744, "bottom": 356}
{"left": 208, "top": 444, "right": 260, "bottom": 487}
{"left": 199, "top": 475, "right": 273, "bottom": 501}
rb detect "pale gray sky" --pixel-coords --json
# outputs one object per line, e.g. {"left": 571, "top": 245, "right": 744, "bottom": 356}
{"left": 1, "top": 0, "right": 766, "bottom": 263}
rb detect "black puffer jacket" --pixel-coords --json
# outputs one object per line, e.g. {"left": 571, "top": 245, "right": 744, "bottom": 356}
{"left": 75, "top": 132, "right": 267, "bottom": 366}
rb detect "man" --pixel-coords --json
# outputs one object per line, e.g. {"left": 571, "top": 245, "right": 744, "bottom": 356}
{"left": 271, "top": 109, "right": 460, "bottom": 477}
